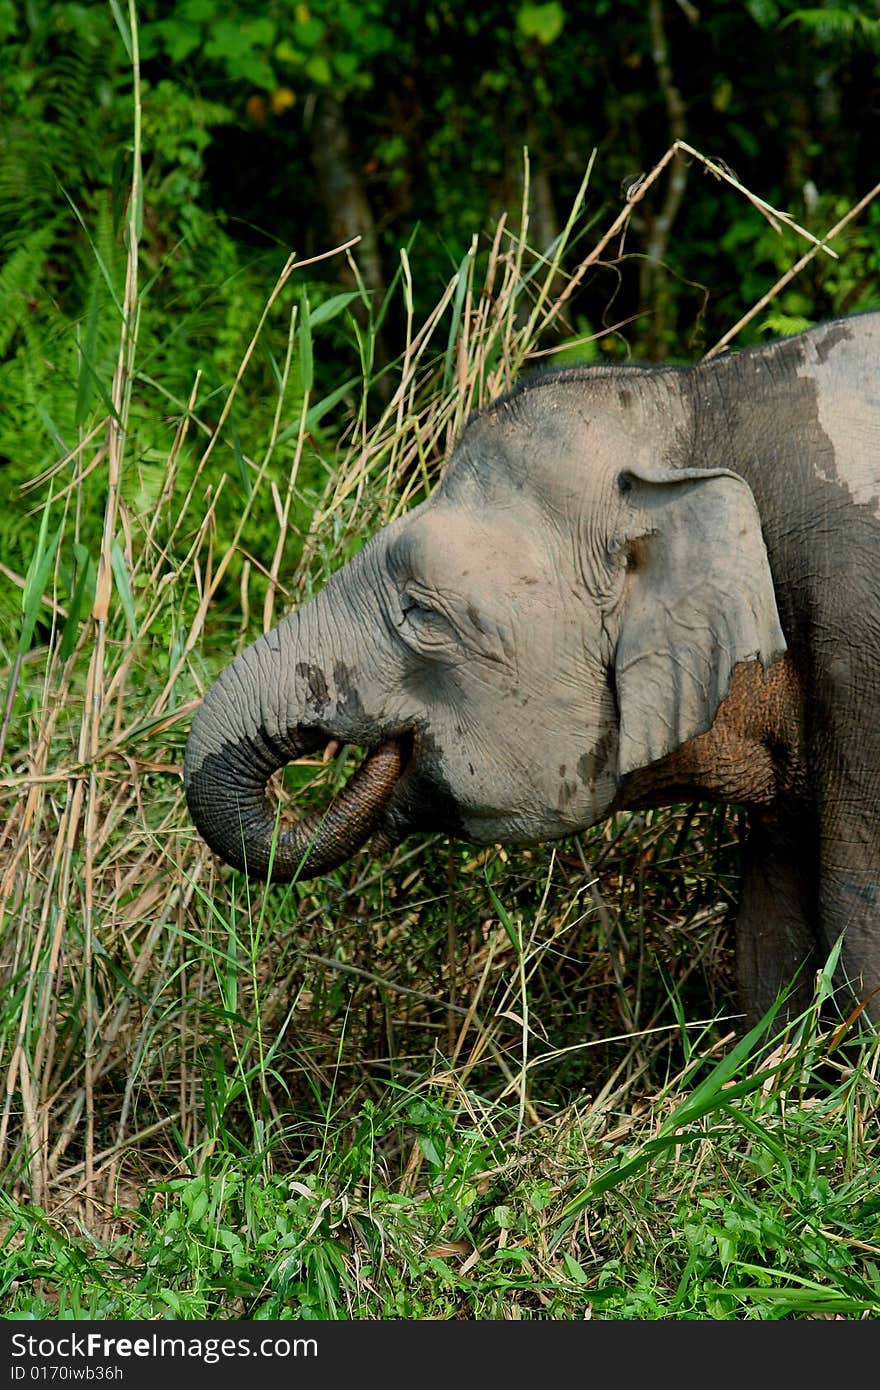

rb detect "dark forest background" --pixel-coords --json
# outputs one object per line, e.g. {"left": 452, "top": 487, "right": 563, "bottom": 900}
{"left": 4, "top": 0, "right": 880, "bottom": 360}
{"left": 3, "top": 0, "right": 879, "bottom": 620}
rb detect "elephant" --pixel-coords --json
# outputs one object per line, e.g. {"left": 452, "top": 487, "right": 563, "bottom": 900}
{"left": 185, "top": 312, "right": 880, "bottom": 1028}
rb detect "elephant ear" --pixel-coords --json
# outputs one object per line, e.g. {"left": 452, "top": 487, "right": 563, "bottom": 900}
{"left": 614, "top": 465, "right": 786, "bottom": 778}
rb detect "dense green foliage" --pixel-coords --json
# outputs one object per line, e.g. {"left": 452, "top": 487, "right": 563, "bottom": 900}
{"left": 1, "top": 1, "right": 879, "bottom": 1322}
{"left": 2, "top": 989, "right": 880, "bottom": 1319}
{"left": 2, "top": 0, "right": 880, "bottom": 635}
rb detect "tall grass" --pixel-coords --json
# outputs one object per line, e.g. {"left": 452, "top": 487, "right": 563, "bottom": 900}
{"left": 1, "top": 15, "right": 879, "bottom": 1314}
{"left": 0, "top": 143, "right": 620, "bottom": 1214}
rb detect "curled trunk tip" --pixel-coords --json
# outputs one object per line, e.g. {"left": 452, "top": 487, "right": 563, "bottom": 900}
{"left": 185, "top": 734, "right": 404, "bottom": 882}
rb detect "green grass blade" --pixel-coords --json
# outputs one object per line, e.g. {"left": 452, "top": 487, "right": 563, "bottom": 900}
{"left": 301, "top": 376, "right": 361, "bottom": 434}
{"left": 485, "top": 880, "right": 521, "bottom": 955}
{"left": 108, "top": 0, "right": 132, "bottom": 60}
{"left": 298, "top": 293, "right": 313, "bottom": 394}
{"left": 231, "top": 420, "right": 251, "bottom": 499}
{"left": 442, "top": 249, "right": 472, "bottom": 393}
{"left": 310, "top": 291, "right": 361, "bottom": 327}
{"left": 553, "top": 1004, "right": 789, "bottom": 1231}
{"left": 20, "top": 513, "right": 62, "bottom": 654}
{"left": 58, "top": 543, "right": 96, "bottom": 661}
{"left": 110, "top": 540, "right": 138, "bottom": 638}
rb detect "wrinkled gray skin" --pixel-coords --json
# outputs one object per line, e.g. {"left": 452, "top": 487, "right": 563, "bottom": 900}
{"left": 185, "top": 313, "right": 880, "bottom": 1027}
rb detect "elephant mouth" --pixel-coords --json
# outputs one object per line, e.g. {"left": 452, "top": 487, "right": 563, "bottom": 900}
{"left": 283, "top": 728, "right": 468, "bottom": 873}
{"left": 277, "top": 733, "right": 411, "bottom": 878}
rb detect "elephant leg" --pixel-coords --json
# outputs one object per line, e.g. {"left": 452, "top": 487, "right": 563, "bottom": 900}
{"left": 736, "top": 813, "right": 819, "bottom": 1029}
{"left": 817, "top": 855, "right": 880, "bottom": 1025}
{"left": 814, "top": 733, "right": 880, "bottom": 1024}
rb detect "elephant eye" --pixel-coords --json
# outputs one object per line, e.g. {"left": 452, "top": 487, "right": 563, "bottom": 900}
{"left": 399, "top": 589, "right": 436, "bottom": 625}
{"left": 397, "top": 586, "right": 455, "bottom": 652}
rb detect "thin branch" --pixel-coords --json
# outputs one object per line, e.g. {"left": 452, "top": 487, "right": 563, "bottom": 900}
{"left": 704, "top": 177, "right": 880, "bottom": 357}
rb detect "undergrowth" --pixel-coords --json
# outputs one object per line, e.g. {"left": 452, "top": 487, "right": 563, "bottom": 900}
{"left": 1, "top": 5, "right": 878, "bottom": 1320}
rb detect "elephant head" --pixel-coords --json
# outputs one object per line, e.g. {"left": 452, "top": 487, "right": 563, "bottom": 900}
{"left": 184, "top": 366, "right": 786, "bottom": 882}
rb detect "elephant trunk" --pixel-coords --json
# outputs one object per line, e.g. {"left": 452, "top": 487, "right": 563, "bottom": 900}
{"left": 183, "top": 623, "right": 403, "bottom": 882}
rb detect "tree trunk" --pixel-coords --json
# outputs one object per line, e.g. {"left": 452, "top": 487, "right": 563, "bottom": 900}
{"left": 311, "top": 94, "right": 386, "bottom": 308}
{"left": 638, "top": 0, "right": 691, "bottom": 358}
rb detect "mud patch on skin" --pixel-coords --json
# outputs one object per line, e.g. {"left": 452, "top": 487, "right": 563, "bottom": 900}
{"left": 810, "top": 321, "right": 852, "bottom": 366}
{"left": 578, "top": 729, "right": 616, "bottom": 787}
{"left": 557, "top": 777, "right": 580, "bottom": 811}
{"left": 333, "top": 661, "right": 368, "bottom": 725}
{"left": 297, "top": 663, "right": 330, "bottom": 716}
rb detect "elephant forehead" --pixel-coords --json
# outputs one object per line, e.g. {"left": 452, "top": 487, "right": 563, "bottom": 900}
{"left": 392, "top": 503, "right": 560, "bottom": 588}
{"left": 447, "top": 376, "right": 685, "bottom": 504}
{"left": 446, "top": 403, "right": 588, "bottom": 496}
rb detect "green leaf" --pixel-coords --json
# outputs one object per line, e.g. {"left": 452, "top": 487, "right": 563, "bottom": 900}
{"left": 181, "top": 0, "right": 215, "bottom": 20}
{"left": 517, "top": 3, "right": 566, "bottom": 45}
{"left": 759, "top": 312, "right": 814, "bottom": 338}
{"left": 157, "top": 20, "right": 202, "bottom": 64}
{"left": 110, "top": 541, "right": 138, "bottom": 638}
{"left": 59, "top": 544, "right": 95, "bottom": 662}
{"left": 108, "top": 0, "right": 132, "bottom": 61}
{"left": 309, "top": 291, "right": 361, "bottom": 327}
{"left": 443, "top": 253, "right": 471, "bottom": 393}
{"left": 301, "top": 375, "right": 360, "bottom": 433}
{"left": 188, "top": 1188, "right": 210, "bottom": 1226}
{"left": 298, "top": 293, "right": 313, "bottom": 394}
{"left": 0, "top": 0, "right": 16, "bottom": 43}
{"left": 205, "top": 19, "right": 249, "bottom": 59}
{"left": 246, "top": 18, "right": 276, "bottom": 46}
{"left": 20, "top": 508, "right": 62, "bottom": 654}
{"left": 418, "top": 1134, "right": 444, "bottom": 1166}
{"left": 485, "top": 879, "right": 521, "bottom": 955}
{"left": 232, "top": 53, "right": 277, "bottom": 90}
{"left": 275, "top": 38, "right": 300, "bottom": 64}
{"left": 305, "top": 53, "right": 333, "bottom": 87}
{"left": 293, "top": 17, "right": 325, "bottom": 50}
{"left": 562, "top": 1252, "right": 590, "bottom": 1284}
{"left": 333, "top": 51, "right": 362, "bottom": 83}
{"left": 745, "top": 0, "right": 780, "bottom": 28}
{"left": 815, "top": 932, "right": 844, "bottom": 1004}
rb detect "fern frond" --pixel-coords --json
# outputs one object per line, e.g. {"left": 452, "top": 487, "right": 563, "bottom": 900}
{"left": 0, "top": 223, "right": 61, "bottom": 358}
{"left": 782, "top": 7, "right": 880, "bottom": 51}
